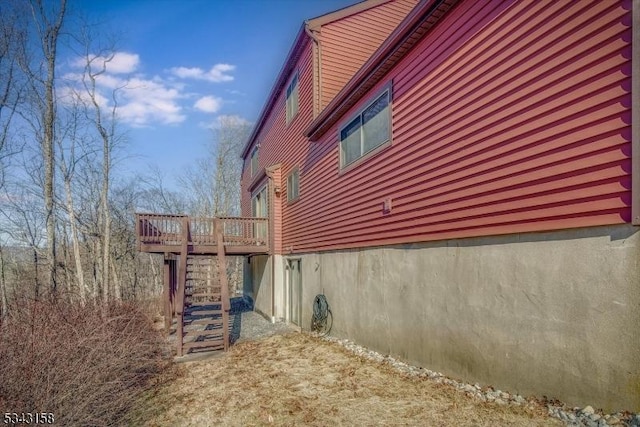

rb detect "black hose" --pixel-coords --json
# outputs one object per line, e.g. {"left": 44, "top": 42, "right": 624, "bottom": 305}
{"left": 311, "top": 294, "right": 333, "bottom": 336}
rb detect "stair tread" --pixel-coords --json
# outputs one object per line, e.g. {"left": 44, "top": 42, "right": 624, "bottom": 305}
{"left": 184, "top": 318, "right": 224, "bottom": 325}
{"left": 187, "top": 301, "right": 223, "bottom": 306}
{"left": 183, "top": 331, "right": 224, "bottom": 340}
{"left": 185, "top": 310, "right": 223, "bottom": 316}
{"left": 185, "top": 294, "right": 222, "bottom": 297}
{"left": 185, "top": 302, "right": 222, "bottom": 307}
{"left": 183, "top": 340, "right": 225, "bottom": 350}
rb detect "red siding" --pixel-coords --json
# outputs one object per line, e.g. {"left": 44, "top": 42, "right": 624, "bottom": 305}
{"left": 320, "top": 0, "right": 418, "bottom": 110}
{"left": 281, "top": 0, "right": 632, "bottom": 253}
{"left": 240, "top": 39, "right": 316, "bottom": 250}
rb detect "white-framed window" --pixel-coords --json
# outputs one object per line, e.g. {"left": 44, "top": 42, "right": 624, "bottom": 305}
{"left": 286, "top": 72, "right": 299, "bottom": 124}
{"left": 250, "top": 146, "right": 259, "bottom": 177}
{"left": 339, "top": 86, "right": 391, "bottom": 169}
{"left": 287, "top": 168, "right": 300, "bottom": 203}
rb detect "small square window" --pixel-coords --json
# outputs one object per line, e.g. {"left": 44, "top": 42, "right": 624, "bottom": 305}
{"left": 287, "top": 168, "right": 299, "bottom": 202}
{"left": 286, "top": 72, "right": 299, "bottom": 124}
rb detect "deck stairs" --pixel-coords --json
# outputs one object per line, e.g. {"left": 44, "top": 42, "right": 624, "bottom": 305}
{"left": 175, "top": 227, "right": 230, "bottom": 357}
{"left": 179, "top": 255, "right": 229, "bottom": 354}
{"left": 135, "top": 214, "right": 267, "bottom": 357}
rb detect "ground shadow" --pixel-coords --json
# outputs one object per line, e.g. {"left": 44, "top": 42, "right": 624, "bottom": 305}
{"left": 230, "top": 295, "right": 254, "bottom": 344}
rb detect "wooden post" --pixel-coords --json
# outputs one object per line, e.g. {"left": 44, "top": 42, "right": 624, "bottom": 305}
{"left": 170, "top": 259, "right": 176, "bottom": 318}
{"left": 215, "top": 218, "right": 230, "bottom": 351}
{"left": 163, "top": 255, "right": 171, "bottom": 334}
{"left": 176, "top": 216, "right": 189, "bottom": 357}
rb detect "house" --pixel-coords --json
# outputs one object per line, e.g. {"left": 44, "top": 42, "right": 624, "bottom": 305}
{"left": 240, "top": 0, "right": 639, "bottom": 412}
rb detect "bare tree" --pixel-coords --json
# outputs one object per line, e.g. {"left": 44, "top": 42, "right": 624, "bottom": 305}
{"left": 13, "top": 0, "right": 68, "bottom": 293}
{"left": 212, "top": 116, "right": 250, "bottom": 216}
{"left": 0, "top": 0, "right": 28, "bottom": 191}
{"left": 0, "top": 237, "right": 8, "bottom": 318}
{"left": 1, "top": 182, "right": 46, "bottom": 298}
{"left": 0, "top": 1, "right": 165, "bottom": 312}
{"left": 77, "top": 49, "right": 121, "bottom": 302}
{"left": 56, "top": 94, "right": 97, "bottom": 303}
{"left": 141, "top": 166, "right": 189, "bottom": 215}
{"left": 180, "top": 116, "right": 250, "bottom": 217}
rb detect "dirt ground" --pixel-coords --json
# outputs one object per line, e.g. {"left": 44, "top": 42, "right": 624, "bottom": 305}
{"left": 143, "top": 332, "right": 562, "bottom": 426}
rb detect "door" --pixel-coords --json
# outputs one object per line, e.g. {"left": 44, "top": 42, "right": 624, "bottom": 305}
{"left": 251, "top": 185, "right": 268, "bottom": 240}
{"left": 287, "top": 259, "right": 302, "bottom": 326}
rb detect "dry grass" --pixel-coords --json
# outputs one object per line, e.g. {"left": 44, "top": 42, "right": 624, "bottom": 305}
{"left": 146, "top": 333, "right": 562, "bottom": 426}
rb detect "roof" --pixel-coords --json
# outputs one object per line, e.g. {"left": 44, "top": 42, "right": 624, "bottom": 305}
{"left": 304, "top": 0, "right": 458, "bottom": 141}
{"left": 241, "top": 0, "right": 397, "bottom": 158}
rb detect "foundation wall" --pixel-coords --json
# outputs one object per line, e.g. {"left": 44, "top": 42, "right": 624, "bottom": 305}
{"left": 295, "top": 225, "right": 640, "bottom": 412}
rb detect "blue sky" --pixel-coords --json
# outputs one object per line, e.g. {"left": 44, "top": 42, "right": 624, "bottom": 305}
{"left": 75, "top": 0, "right": 357, "bottom": 186}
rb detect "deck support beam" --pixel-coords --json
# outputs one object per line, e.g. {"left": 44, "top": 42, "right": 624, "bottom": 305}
{"left": 163, "top": 255, "right": 171, "bottom": 334}
{"left": 176, "top": 217, "right": 189, "bottom": 357}
{"left": 215, "top": 219, "right": 230, "bottom": 351}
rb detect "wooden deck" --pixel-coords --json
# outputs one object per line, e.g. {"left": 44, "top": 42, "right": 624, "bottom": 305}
{"left": 136, "top": 213, "right": 269, "bottom": 255}
{"left": 135, "top": 213, "right": 269, "bottom": 356}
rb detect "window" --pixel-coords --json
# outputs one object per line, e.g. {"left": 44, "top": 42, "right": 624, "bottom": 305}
{"left": 287, "top": 168, "right": 299, "bottom": 202}
{"left": 251, "top": 185, "right": 268, "bottom": 217}
{"left": 340, "top": 88, "right": 391, "bottom": 169}
{"left": 250, "top": 146, "right": 259, "bottom": 177}
{"left": 286, "top": 72, "right": 299, "bottom": 124}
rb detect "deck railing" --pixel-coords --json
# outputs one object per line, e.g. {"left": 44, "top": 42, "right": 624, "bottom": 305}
{"left": 136, "top": 213, "right": 269, "bottom": 250}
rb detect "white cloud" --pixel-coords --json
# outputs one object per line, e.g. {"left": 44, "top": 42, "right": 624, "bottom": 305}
{"left": 62, "top": 66, "right": 186, "bottom": 127}
{"left": 116, "top": 77, "right": 185, "bottom": 126}
{"left": 72, "top": 52, "right": 140, "bottom": 74}
{"left": 61, "top": 52, "right": 240, "bottom": 127}
{"left": 105, "top": 52, "right": 140, "bottom": 74}
{"left": 170, "top": 63, "right": 235, "bottom": 82}
{"left": 194, "top": 96, "right": 222, "bottom": 113}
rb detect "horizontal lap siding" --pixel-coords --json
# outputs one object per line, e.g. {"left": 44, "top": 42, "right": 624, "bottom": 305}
{"left": 240, "top": 41, "right": 314, "bottom": 240}
{"left": 320, "top": 0, "right": 418, "bottom": 110}
{"left": 284, "top": 0, "right": 632, "bottom": 253}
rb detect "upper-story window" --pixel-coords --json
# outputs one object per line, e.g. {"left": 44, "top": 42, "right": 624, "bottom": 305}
{"left": 251, "top": 146, "right": 259, "bottom": 177}
{"left": 340, "top": 86, "right": 391, "bottom": 169}
{"left": 287, "top": 168, "right": 300, "bottom": 203}
{"left": 286, "top": 72, "right": 299, "bottom": 124}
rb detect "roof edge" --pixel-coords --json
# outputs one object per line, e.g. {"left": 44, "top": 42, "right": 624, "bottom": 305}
{"left": 306, "top": 0, "right": 393, "bottom": 30}
{"left": 241, "top": 0, "right": 401, "bottom": 159}
{"left": 241, "top": 25, "right": 308, "bottom": 158}
{"left": 304, "top": 0, "right": 457, "bottom": 141}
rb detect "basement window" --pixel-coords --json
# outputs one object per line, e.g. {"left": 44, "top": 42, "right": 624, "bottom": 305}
{"left": 286, "top": 72, "right": 299, "bottom": 124}
{"left": 339, "top": 86, "right": 391, "bottom": 169}
{"left": 287, "top": 168, "right": 300, "bottom": 203}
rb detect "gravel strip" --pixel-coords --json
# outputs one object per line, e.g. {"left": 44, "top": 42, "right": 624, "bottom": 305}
{"left": 230, "top": 296, "right": 297, "bottom": 344}
{"left": 319, "top": 334, "right": 640, "bottom": 427}
{"left": 231, "top": 311, "right": 297, "bottom": 343}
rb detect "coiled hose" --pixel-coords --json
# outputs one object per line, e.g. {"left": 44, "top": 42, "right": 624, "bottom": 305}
{"left": 311, "top": 294, "right": 333, "bottom": 336}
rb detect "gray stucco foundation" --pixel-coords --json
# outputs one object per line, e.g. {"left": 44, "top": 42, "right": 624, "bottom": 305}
{"left": 262, "top": 225, "right": 640, "bottom": 412}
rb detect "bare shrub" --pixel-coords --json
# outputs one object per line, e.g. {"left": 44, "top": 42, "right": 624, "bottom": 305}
{"left": 0, "top": 297, "right": 174, "bottom": 426}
